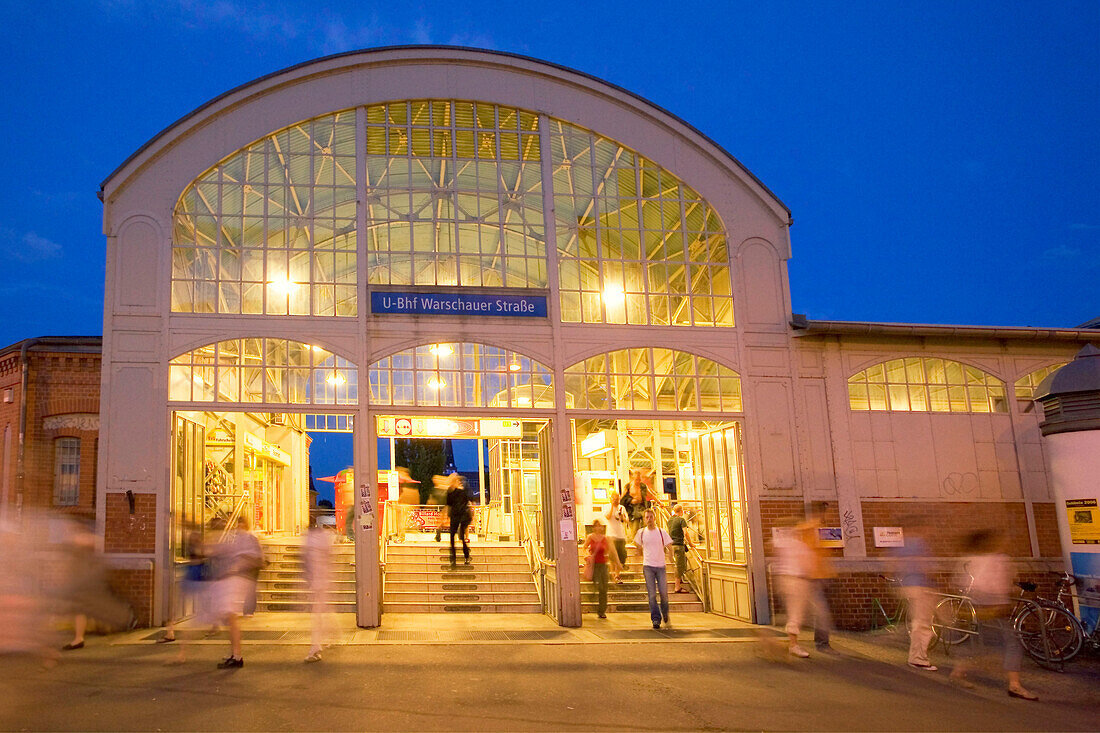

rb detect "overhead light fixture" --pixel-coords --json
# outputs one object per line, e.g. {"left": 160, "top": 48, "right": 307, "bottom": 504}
{"left": 427, "top": 377, "right": 446, "bottom": 390}
{"left": 326, "top": 373, "right": 346, "bottom": 386}
{"left": 602, "top": 284, "right": 626, "bottom": 306}
{"left": 508, "top": 360, "right": 521, "bottom": 372}
{"left": 429, "top": 344, "right": 454, "bottom": 356}
{"left": 580, "top": 430, "right": 614, "bottom": 458}
{"left": 516, "top": 396, "right": 531, "bottom": 406}
{"left": 268, "top": 276, "right": 299, "bottom": 294}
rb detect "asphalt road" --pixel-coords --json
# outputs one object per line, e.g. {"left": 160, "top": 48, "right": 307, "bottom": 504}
{"left": 2, "top": 634, "right": 1098, "bottom": 731}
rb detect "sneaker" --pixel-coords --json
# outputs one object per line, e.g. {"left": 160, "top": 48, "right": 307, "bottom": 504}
{"left": 304, "top": 652, "right": 322, "bottom": 663}
{"left": 653, "top": 623, "right": 661, "bottom": 630}
{"left": 908, "top": 662, "right": 938, "bottom": 671}
{"left": 217, "top": 656, "right": 243, "bottom": 669}
{"left": 789, "top": 645, "right": 810, "bottom": 658}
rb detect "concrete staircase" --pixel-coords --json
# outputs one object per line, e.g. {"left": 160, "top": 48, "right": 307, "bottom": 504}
{"left": 581, "top": 545, "right": 704, "bottom": 614}
{"left": 256, "top": 536, "right": 357, "bottom": 613}
{"left": 383, "top": 542, "right": 541, "bottom": 613}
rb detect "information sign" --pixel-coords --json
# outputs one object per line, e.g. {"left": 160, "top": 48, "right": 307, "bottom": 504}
{"left": 371, "top": 291, "right": 547, "bottom": 317}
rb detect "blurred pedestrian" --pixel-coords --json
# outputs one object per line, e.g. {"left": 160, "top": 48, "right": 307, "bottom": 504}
{"left": 0, "top": 510, "right": 58, "bottom": 667}
{"left": 56, "top": 516, "right": 132, "bottom": 651}
{"left": 774, "top": 515, "right": 833, "bottom": 658}
{"left": 604, "top": 490, "right": 629, "bottom": 583}
{"left": 208, "top": 516, "right": 263, "bottom": 669}
{"left": 895, "top": 519, "right": 937, "bottom": 671}
{"left": 158, "top": 525, "right": 208, "bottom": 662}
{"left": 446, "top": 475, "right": 472, "bottom": 568}
{"left": 624, "top": 468, "right": 651, "bottom": 542}
{"left": 302, "top": 517, "right": 334, "bottom": 663}
{"left": 635, "top": 509, "right": 673, "bottom": 629}
{"left": 667, "top": 504, "right": 693, "bottom": 593}
{"left": 584, "top": 518, "right": 621, "bottom": 618}
{"left": 395, "top": 467, "right": 419, "bottom": 542}
{"left": 430, "top": 474, "right": 449, "bottom": 542}
{"left": 949, "top": 529, "right": 1037, "bottom": 700}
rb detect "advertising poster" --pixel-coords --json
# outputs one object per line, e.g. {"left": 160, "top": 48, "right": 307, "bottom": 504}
{"left": 1066, "top": 498, "right": 1100, "bottom": 544}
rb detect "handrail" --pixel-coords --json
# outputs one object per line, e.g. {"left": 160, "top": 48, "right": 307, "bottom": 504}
{"left": 217, "top": 495, "right": 248, "bottom": 543}
{"left": 518, "top": 505, "right": 549, "bottom": 607}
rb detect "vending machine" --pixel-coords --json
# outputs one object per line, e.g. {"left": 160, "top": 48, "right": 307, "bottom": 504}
{"left": 576, "top": 470, "right": 617, "bottom": 526}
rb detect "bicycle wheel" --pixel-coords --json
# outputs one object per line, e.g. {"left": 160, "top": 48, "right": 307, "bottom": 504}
{"left": 933, "top": 596, "right": 977, "bottom": 646}
{"left": 1014, "top": 602, "right": 1084, "bottom": 663}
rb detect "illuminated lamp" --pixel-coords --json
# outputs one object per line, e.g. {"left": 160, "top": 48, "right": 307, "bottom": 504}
{"left": 326, "top": 373, "right": 346, "bottom": 386}
{"left": 602, "top": 284, "right": 626, "bottom": 306}
{"left": 516, "top": 396, "right": 531, "bottom": 406}
{"left": 580, "top": 430, "right": 614, "bottom": 458}
{"left": 268, "top": 276, "right": 299, "bottom": 294}
{"left": 429, "top": 344, "right": 454, "bottom": 356}
{"left": 427, "top": 377, "right": 446, "bottom": 389}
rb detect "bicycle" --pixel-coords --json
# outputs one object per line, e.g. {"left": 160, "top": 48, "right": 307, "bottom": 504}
{"left": 1013, "top": 573, "right": 1100, "bottom": 663}
{"left": 931, "top": 571, "right": 1075, "bottom": 668}
{"left": 869, "top": 575, "right": 909, "bottom": 634}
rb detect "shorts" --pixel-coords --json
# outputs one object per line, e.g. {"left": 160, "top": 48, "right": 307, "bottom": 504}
{"left": 672, "top": 544, "right": 687, "bottom": 578}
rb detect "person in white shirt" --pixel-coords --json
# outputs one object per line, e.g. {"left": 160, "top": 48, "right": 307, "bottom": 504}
{"left": 634, "top": 509, "right": 673, "bottom": 629}
{"left": 604, "top": 490, "right": 630, "bottom": 583}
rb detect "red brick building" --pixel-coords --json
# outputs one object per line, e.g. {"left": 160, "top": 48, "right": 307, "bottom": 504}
{"left": 0, "top": 337, "right": 102, "bottom": 522}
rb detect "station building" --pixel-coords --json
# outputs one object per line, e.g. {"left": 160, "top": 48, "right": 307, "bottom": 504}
{"left": 96, "top": 47, "right": 1098, "bottom": 629}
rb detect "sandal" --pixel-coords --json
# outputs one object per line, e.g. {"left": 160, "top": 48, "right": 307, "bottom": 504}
{"left": 156, "top": 636, "right": 176, "bottom": 644}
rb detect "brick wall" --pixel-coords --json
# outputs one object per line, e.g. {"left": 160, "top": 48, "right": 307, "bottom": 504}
{"left": 107, "top": 567, "right": 153, "bottom": 627}
{"left": 859, "top": 501, "right": 1031, "bottom": 557}
{"left": 1032, "top": 502, "right": 1063, "bottom": 558}
{"left": 104, "top": 492, "right": 156, "bottom": 554}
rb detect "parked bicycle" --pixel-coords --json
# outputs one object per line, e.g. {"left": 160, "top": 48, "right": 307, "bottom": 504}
{"left": 931, "top": 570, "right": 1079, "bottom": 667}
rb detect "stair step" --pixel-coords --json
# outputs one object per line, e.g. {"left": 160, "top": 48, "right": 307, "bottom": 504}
{"left": 383, "top": 602, "right": 543, "bottom": 613}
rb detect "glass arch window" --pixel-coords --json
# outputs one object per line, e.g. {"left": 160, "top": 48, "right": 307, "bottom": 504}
{"left": 364, "top": 101, "right": 546, "bottom": 288}
{"left": 848, "top": 357, "right": 1007, "bottom": 413}
{"left": 169, "top": 339, "right": 357, "bottom": 405}
{"left": 369, "top": 342, "right": 553, "bottom": 408}
{"left": 172, "top": 112, "right": 357, "bottom": 317}
{"left": 1014, "top": 363, "right": 1067, "bottom": 401}
{"left": 548, "top": 121, "right": 733, "bottom": 327}
{"left": 564, "top": 348, "right": 742, "bottom": 412}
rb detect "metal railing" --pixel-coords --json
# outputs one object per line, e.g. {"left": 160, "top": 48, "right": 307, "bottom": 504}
{"left": 518, "top": 505, "right": 551, "bottom": 607}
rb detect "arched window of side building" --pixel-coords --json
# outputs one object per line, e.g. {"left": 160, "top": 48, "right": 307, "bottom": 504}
{"left": 847, "top": 357, "right": 1007, "bottom": 413}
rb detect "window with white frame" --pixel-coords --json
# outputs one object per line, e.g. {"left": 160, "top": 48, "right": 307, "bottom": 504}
{"left": 54, "top": 437, "right": 80, "bottom": 506}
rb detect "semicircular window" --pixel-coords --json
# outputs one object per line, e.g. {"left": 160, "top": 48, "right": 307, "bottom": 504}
{"left": 169, "top": 339, "right": 357, "bottom": 405}
{"left": 369, "top": 343, "right": 553, "bottom": 409}
{"left": 1014, "top": 363, "right": 1067, "bottom": 401}
{"left": 848, "top": 357, "right": 1006, "bottom": 413}
{"left": 172, "top": 111, "right": 358, "bottom": 317}
{"left": 548, "top": 121, "right": 733, "bottom": 327}
{"left": 564, "top": 348, "right": 742, "bottom": 412}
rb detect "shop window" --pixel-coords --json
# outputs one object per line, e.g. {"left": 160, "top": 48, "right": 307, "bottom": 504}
{"left": 364, "top": 101, "right": 546, "bottom": 288}
{"left": 54, "top": 437, "right": 80, "bottom": 506}
{"left": 369, "top": 342, "right": 553, "bottom": 409}
{"left": 1014, "top": 363, "right": 1067, "bottom": 401}
{"left": 848, "top": 357, "right": 1007, "bottom": 413}
{"left": 169, "top": 338, "right": 357, "bottom": 405}
{"left": 549, "top": 121, "right": 733, "bottom": 327}
{"left": 564, "top": 348, "right": 742, "bottom": 412}
{"left": 172, "top": 111, "right": 358, "bottom": 317}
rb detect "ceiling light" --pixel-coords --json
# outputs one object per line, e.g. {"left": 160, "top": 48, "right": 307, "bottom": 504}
{"left": 268, "top": 276, "right": 299, "bottom": 294}
{"left": 516, "top": 396, "right": 531, "bottom": 406}
{"left": 427, "top": 377, "right": 446, "bottom": 389}
{"left": 508, "top": 361, "right": 521, "bottom": 372}
{"left": 429, "top": 344, "right": 454, "bottom": 356}
{"left": 602, "top": 284, "right": 626, "bottom": 306}
{"left": 326, "top": 373, "right": 346, "bottom": 386}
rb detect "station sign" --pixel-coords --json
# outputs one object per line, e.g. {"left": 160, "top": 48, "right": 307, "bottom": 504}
{"left": 370, "top": 291, "right": 547, "bottom": 317}
{"left": 376, "top": 415, "right": 523, "bottom": 439}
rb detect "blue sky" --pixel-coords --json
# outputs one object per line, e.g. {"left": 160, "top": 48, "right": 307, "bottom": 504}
{"left": 2, "top": 0, "right": 1097, "bottom": 354}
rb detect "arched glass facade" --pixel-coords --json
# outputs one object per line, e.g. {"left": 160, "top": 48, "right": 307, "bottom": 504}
{"left": 368, "top": 342, "right": 553, "bottom": 409}
{"left": 847, "top": 357, "right": 1007, "bottom": 413}
{"left": 171, "top": 101, "right": 734, "bottom": 328}
{"left": 169, "top": 338, "right": 357, "bottom": 405}
{"left": 172, "top": 112, "right": 358, "bottom": 317}
{"left": 564, "top": 348, "right": 742, "bottom": 412}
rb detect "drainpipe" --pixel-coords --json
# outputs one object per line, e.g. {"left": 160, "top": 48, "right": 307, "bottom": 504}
{"left": 15, "top": 337, "right": 41, "bottom": 520}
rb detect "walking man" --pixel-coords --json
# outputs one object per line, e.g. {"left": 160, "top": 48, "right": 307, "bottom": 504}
{"left": 635, "top": 509, "right": 673, "bottom": 629}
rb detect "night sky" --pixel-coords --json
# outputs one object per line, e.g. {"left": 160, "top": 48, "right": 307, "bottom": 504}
{"left": 3, "top": 2, "right": 1097, "bottom": 489}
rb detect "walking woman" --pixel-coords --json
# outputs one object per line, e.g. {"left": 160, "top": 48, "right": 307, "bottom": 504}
{"left": 604, "top": 490, "right": 629, "bottom": 583}
{"left": 583, "top": 518, "right": 621, "bottom": 618}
